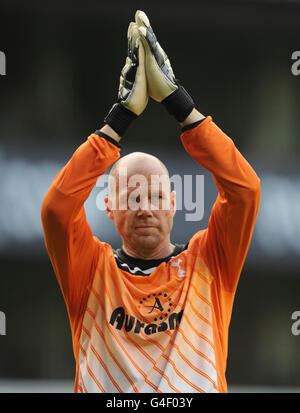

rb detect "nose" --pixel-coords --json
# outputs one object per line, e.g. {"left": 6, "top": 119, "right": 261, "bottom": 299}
{"left": 136, "top": 196, "right": 153, "bottom": 217}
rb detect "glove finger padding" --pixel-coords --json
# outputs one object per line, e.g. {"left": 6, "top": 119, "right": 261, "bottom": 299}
{"left": 119, "top": 22, "right": 148, "bottom": 115}
{"left": 135, "top": 10, "right": 194, "bottom": 123}
{"left": 135, "top": 10, "right": 178, "bottom": 102}
{"left": 104, "top": 22, "right": 148, "bottom": 136}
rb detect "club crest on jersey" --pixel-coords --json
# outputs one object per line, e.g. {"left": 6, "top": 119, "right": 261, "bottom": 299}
{"left": 170, "top": 258, "right": 186, "bottom": 277}
{"left": 109, "top": 293, "right": 183, "bottom": 335}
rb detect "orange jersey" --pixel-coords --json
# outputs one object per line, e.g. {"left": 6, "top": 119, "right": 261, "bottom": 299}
{"left": 41, "top": 116, "right": 261, "bottom": 393}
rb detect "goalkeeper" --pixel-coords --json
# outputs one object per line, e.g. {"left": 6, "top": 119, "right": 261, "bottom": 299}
{"left": 41, "top": 11, "right": 260, "bottom": 393}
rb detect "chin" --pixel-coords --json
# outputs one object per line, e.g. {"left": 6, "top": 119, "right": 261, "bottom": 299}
{"left": 134, "top": 234, "right": 160, "bottom": 249}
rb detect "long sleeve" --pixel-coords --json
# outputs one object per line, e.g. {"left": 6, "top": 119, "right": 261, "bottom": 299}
{"left": 41, "top": 134, "right": 120, "bottom": 335}
{"left": 181, "top": 116, "right": 261, "bottom": 293}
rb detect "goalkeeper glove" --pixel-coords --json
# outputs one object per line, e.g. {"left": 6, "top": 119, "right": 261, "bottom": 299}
{"left": 135, "top": 10, "right": 194, "bottom": 123}
{"left": 104, "top": 22, "right": 148, "bottom": 136}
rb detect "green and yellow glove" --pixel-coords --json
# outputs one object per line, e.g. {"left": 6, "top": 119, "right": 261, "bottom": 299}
{"left": 104, "top": 22, "right": 148, "bottom": 136}
{"left": 135, "top": 10, "right": 194, "bottom": 123}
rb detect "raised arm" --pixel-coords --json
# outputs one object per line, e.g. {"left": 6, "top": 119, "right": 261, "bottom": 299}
{"left": 136, "top": 10, "right": 260, "bottom": 292}
{"left": 181, "top": 113, "right": 261, "bottom": 292}
{"left": 41, "top": 134, "right": 121, "bottom": 321}
{"left": 41, "top": 20, "right": 148, "bottom": 327}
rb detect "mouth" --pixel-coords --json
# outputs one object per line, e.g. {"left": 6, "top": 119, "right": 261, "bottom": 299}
{"left": 135, "top": 226, "right": 155, "bottom": 229}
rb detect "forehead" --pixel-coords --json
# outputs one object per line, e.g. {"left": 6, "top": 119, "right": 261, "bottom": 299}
{"left": 112, "top": 157, "right": 170, "bottom": 195}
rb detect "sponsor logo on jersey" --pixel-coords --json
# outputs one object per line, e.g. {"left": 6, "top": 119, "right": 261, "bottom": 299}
{"left": 109, "top": 292, "right": 183, "bottom": 335}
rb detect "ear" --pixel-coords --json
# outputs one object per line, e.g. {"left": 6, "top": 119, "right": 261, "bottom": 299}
{"left": 170, "top": 190, "right": 176, "bottom": 217}
{"left": 105, "top": 196, "right": 114, "bottom": 221}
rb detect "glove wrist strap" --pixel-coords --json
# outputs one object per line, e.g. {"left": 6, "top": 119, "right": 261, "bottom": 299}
{"left": 104, "top": 103, "right": 138, "bottom": 136}
{"left": 162, "top": 85, "right": 194, "bottom": 123}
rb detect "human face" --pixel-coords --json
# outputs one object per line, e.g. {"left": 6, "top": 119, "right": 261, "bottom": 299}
{"left": 105, "top": 156, "right": 176, "bottom": 256}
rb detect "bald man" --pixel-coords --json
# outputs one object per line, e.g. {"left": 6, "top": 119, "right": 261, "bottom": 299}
{"left": 105, "top": 151, "right": 176, "bottom": 260}
{"left": 41, "top": 13, "right": 260, "bottom": 393}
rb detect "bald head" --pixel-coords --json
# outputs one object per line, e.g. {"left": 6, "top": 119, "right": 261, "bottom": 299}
{"left": 108, "top": 152, "right": 170, "bottom": 200}
{"left": 110, "top": 152, "right": 169, "bottom": 180}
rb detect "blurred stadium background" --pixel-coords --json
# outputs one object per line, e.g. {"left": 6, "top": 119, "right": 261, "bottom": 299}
{"left": 0, "top": 0, "right": 300, "bottom": 393}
